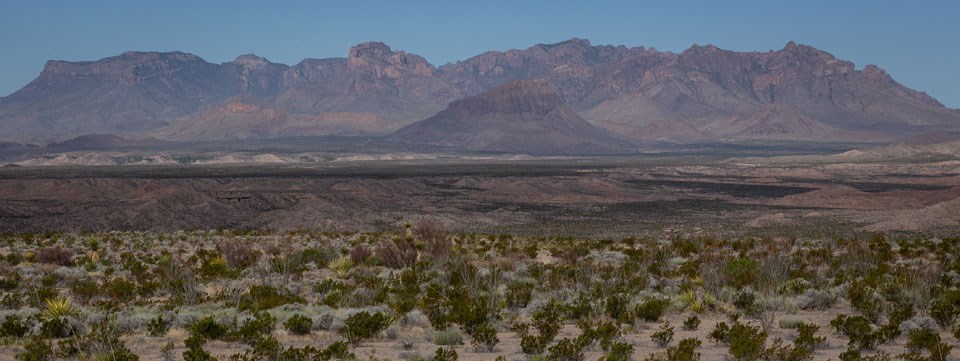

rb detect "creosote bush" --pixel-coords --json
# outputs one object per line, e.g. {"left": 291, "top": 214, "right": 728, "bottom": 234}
{"left": 905, "top": 328, "right": 952, "bottom": 361}
{"left": 636, "top": 297, "right": 670, "bottom": 322}
{"left": 683, "top": 315, "right": 701, "bottom": 331}
{"left": 238, "top": 284, "right": 305, "bottom": 311}
{"left": 471, "top": 322, "right": 499, "bottom": 352}
{"left": 645, "top": 338, "right": 701, "bottom": 361}
{"left": 284, "top": 314, "right": 313, "bottom": 335}
{"left": 147, "top": 314, "right": 171, "bottom": 337}
{"left": 339, "top": 311, "right": 392, "bottom": 345}
{"left": 651, "top": 322, "right": 675, "bottom": 347}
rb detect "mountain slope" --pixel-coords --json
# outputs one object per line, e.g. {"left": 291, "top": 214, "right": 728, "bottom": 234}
{"left": 275, "top": 42, "right": 461, "bottom": 128}
{"left": 1, "top": 39, "right": 957, "bottom": 144}
{"left": 0, "top": 52, "right": 241, "bottom": 143}
{"left": 443, "top": 40, "right": 960, "bottom": 141}
{"left": 391, "top": 80, "right": 624, "bottom": 155}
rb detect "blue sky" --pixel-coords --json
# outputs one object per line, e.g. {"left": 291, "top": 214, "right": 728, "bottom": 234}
{"left": 1, "top": 0, "right": 958, "bottom": 107}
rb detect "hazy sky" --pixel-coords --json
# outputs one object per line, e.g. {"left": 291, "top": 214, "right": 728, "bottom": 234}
{"left": 2, "top": 0, "right": 958, "bottom": 107}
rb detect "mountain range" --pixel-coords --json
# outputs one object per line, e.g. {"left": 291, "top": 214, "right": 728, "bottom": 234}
{"left": 1, "top": 38, "right": 958, "bottom": 149}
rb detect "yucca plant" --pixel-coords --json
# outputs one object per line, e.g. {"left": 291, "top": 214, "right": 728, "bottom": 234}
{"left": 679, "top": 290, "right": 717, "bottom": 314}
{"left": 41, "top": 296, "right": 78, "bottom": 321}
{"left": 328, "top": 256, "right": 353, "bottom": 278}
{"left": 39, "top": 296, "right": 80, "bottom": 338}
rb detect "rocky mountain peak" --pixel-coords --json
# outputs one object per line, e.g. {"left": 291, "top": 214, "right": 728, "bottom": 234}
{"left": 347, "top": 42, "right": 434, "bottom": 78}
{"left": 783, "top": 40, "right": 799, "bottom": 52}
{"left": 232, "top": 54, "right": 272, "bottom": 68}
{"left": 538, "top": 37, "right": 593, "bottom": 50}
{"left": 682, "top": 43, "right": 723, "bottom": 55}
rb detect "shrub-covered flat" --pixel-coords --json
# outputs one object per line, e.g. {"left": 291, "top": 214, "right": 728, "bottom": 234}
{"left": 0, "top": 225, "right": 958, "bottom": 360}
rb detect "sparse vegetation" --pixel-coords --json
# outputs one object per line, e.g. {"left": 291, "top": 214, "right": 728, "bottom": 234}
{"left": 0, "top": 230, "right": 955, "bottom": 359}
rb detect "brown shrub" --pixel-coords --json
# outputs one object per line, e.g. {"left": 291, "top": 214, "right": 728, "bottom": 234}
{"left": 350, "top": 245, "right": 372, "bottom": 264}
{"left": 217, "top": 241, "right": 259, "bottom": 269}
{"left": 416, "top": 220, "right": 450, "bottom": 260}
{"left": 376, "top": 238, "right": 418, "bottom": 269}
{"left": 36, "top": 246, "right": 73, "bottom": 266}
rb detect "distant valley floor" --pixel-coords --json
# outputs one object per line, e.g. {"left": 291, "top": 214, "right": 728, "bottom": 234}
{"left": 1, "top": 154, "right": 957, "bottom": 238}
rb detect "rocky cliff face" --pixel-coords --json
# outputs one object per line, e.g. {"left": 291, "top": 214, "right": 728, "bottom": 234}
{"left": 443, "top": 40, "right": 960, "bottom": 142}
{"left": 272, "top": 42, "right": 460, "bottom": 130}
{"left": 392, "top": 80, "right": 624, "bottom": 154}
{"left": 0, "top": 51, "right": 239, "bottom": 143}
{"left": 0, "top": 39, "right": 957, "bottom": 145}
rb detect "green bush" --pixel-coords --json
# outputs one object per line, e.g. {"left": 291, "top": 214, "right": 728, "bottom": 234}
{"left": 906, "top": 328, "right": 952, "bottom": 361}
{"left": 433, "top": 347, "right": 459, "bottom": 361}
{"left": 636, "top": 297, "right": 670, "bottom": 322}
{"left": 147, "top": 314, "right": 171, "bottom": 337}
{"left": 837, "top": 348, "right": 891, "bottom": 361}
{"left": 733, "top": 291, "right": 759, "bottom": 315}
{"left": 847, "top": 280, "right": 882, "bottom": 323}
{"left": 520, "top": 329, "right": 547, "bottom": 355}
{"left": 285, "top": 314, "right": 313, "bottom": 335}
{"left": 0, "top": 273, "right": 20, "bottom": 291}
{"left": 646, "top": 338, "right": 702, "bottom": 361}
{"left": 709, "top": 321, "right": 731, "bottom": 344}
{"left": 0, "top": 315, "right": 30, "bottom": 337}
{"left": 930, "top": 289, "right": 960, "bottom": 329}
{"left": 794, "top": 322, "right": 825, "bottom": 352}
{"left": 232, "top": 335, "right": 283, "bottom": 360}
{"left": 39, "top": 317, "right": 77, "bottom": 338}
{"left": 320, "top": 340, "right": 354, "bottom": 360}
{"left": 600, "top": 341, "right": 634, "bottom": 361}
{"left": 606, "top": 293, "right": 634, "bottom": 325}
{"left": 15, "top": 335, "right": 53, "bottom": 361}
{"left": 764, "top": 337, "right": 814, "bottom": 361}
{"left": 230, "top": 312, "right": 276, "bottom": 344}
{"left": 196, "top": 251, "right": 238, "bottom": 280}
{"left": 546, "top": 337, "right": 586, "bottom": 361}
{"left": 727, "top": 322, "right": 767, "bottom": 361}
{"left": 388, "top": 268, "right": 421, "bottom": 317}
{"left": 471, "top": 322, "right": 499, "bottom": 352}
{"left": 724, "top": 258, "right": 758, "bottom": 289}
{"left": 579, "top": 320, "right": 620, "bottom": 351}
{"left": 190, "top": 316, "right": 228, "bottom": 340}
{"left": 652, "top": 322, "right": 675, "bottom": 347}
{"left": 830, "top": 314, "right": 879, "bottom": 351}
{"left": 238, "top": 285, "right": 305, "bottom": 311}
{"left": 69, "top": 279, "right": 100, "bottom": 303}
{"left": 339, "top": 311, "right": 392, "bottom": 345}
{"left": 505, "top": 280, "right": 534, "bottom": 309}
{"left": 776, "top": 278, "right": 811, "bottom": 296}
{"left": 671, "top": 338, "right": 703, "bottom": 361}
{"left": 183, "top": 333, "right": 216, "bottom": 361}
{"left": 710, "top": 321, "right": 767, "bottom": 361}
{"left": 60, "top": 318, "right": 139, "bottom": 361}
{"left": 683, "top": 315, "right": 701, "bottom": 331}
{"left": 519, "top": 301, "right": 565, "bottom": 355}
